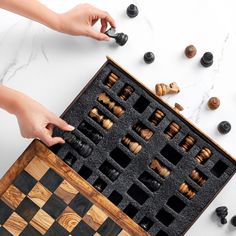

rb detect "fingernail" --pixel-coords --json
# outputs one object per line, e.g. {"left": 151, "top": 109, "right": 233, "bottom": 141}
{"left": 104, "top": 36, "right": 110, "bottom": 41}
{"left": 68, "top": 125, "right": 75, "bottom": 131}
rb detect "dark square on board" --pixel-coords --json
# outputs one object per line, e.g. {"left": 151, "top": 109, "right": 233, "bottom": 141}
{"left": 0, "top": 200, "right": 13, "bottom": 225}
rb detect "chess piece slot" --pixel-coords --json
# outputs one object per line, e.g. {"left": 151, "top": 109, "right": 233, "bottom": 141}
{"left": 105, "top": 27, "right": 128, "bottom": 46}
{"left": 122, "top": 135, "right": 142, "bottom": 154}
{"left": 97, "top": 92, "right": 124, "bottom": 117}
{"left": 164, "top": 122, "right": 180, "bottom": 139}
{"left": 180, "top": 135, "right": 195, "bottom": 152}
{"left": 104, "top": 72, "right": 119, "bottom": 88}
{"left": 89, "top": 107, "right": 113, "bottom": 129}
{"left": 155, "top": 82, "right": 180, "bottom": 96}
{"left": 133, "top": 122, "right": 153, "bottom": 140}
{"left": 195, "top": 147, "right": 212, "bottom": 164}
{"left": 138, "top": 172, "right": 161, "bottom": 192}
{"left": 119, "top": 84, "right": 134, "bottom": 100}
{"left": 150, "top": 159, "right": 170, "bottom": 178}
{"left": 139, "top": 218, "right": 153, "bottom": 231}
{"left": 179, "top": 183, "right": 196, "bottom": 200}
{"left": 149, "top": 109, "right": 165, "bottom": 126}
{"left": 215, "top": 206, "right": 228, "bottom": 224}
{"left": 99, "top": 161, "right": 120, "bottom": 182}
{"left": 190, "top": 169, "right": 207, "bottom": 186}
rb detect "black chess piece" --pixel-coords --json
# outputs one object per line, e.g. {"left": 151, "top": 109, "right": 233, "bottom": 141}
{"left": 105, "top": 27, "right": 128, "bottom": 46}
{"left": 144, "top": 52, "right": 155, "bottom": 64}
{"left": 200, "top": 52, "right": 213, "bottom": 67}
{"left": 140, "top": 176, "right": 160, "bottom": 191}
{"left": 94, "top": 183, "right": 103, "bottom": 192}
{"left": 126, "top": 4, "right": 139, "bottom": 18}
{"left": 217, "top": 121, "right": 231, "bottom": 134}
{"left": 107, "top": 168, "right": 120, "bottom": 181}
{"left": 215, "top": 206, "right": 228, "bottom": 224}
{"left": 231, "top": 216, "right": 236, "bottom": 227}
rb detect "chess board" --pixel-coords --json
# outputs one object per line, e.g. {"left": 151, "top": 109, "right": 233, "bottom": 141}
{"left": 0, "top": 140, "right": 146, "bottom": 236}
{"left": 51, "top": 57, "right": 236, "bottom": 236}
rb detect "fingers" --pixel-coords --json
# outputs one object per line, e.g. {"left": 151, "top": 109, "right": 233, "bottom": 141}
{"left": 49, "top": 115, "right": 74, "bottom": 132}
{"left": 100, "top": 19, "right": 107, "bottom": 33}
{"left": 96, "top": 10, "right": 116, "bottom": 28}
{"left": 87, "top": 29, "right": 110, "bottom": 41}
{"left": 40, "top": 132, "right": 65, "bottom": 147}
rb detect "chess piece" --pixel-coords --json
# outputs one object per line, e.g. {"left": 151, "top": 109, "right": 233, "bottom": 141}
{"left": 190, "top": 170, "right": 206, "bottom": 186}
{"left": 217, "top": 121, "right": 231, "bottom": 134}
{"left": 155, "top": 82, "right": 180, "bottom": 96}
{"left": 149, "top": 109, "right": 165, "bottom": 126}
{"left": 195, "top": 147, "right": 212, "bottom": 164}
{"left": 139, "top": 175, "right": 160, "bottom": 191}
{"left": 126, "top": 4, "right": 139, "bottom": 18}
{"left": 107, "top": 168, "right": 120, "bottom": 181}
{"left": 208, "top": 97, "right": 220, "bottom": 110}
{"left": 122, "top": 136, "right": 142, "bottom": 154}
{"left": 79, "top": 122, "right": 102, "bottom": 144}
{"left": 215, "top": 206, "right": 228, "bottom": 224}
{"left": 173, "top": 103, "right": 184, "bottom": 113}
{"left": 89, "top": 108, "right": 113, "bottom": 129}
{"left": 150, "top": 159, "right": 170, "bottom": 178}
{"left": 200, "top": 52, "right": 213, "bottom": 67}
{"left": 105, "top": 27, "right": 128, "bottom": 46}
{"left": 94, "top": 182, "right": 103, "bottom": 192}
{"left": 179, "top": 183, "right": 196, "bottom": 199}
{"left": 165, "top": 122, "right": 180, "bottom": 139}
{"left": 143, "top": 52, "right": 155, "bottom": 64}
{"left": 231, "top": 216, "right": 236, "bottom": 227}
{"left": 140, "top": 218, "right": 152, "bottom": 231}
{"left": 119, "top": 85, "right": 134, "bottom": 100}
{"left": 98, "top": 93, "right": 124, "bottom": 117}
{"left": 133, "top": 123, "right": 153, "bottom": 140}
{"left": 105, "top": 72, "right": 119, "bottom": 88}
{"left": 180, "top": 135, "right": 195, "bottom": 152}
{"left": 185, "top": 45, "right": 197, "bottom": 58}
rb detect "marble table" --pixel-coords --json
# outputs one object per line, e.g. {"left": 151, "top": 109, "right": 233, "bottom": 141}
{"left": 0, "top": 0, "right": 236, "bottom": 235}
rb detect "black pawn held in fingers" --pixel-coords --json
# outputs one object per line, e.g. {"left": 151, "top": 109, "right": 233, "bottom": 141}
{"left": 105, "top": 27, "right": 128, "bottom": 46}
{"left": 200, "top": 52, "right": 213, "bottom": 67}
{"left": 215, "top": 206, "right": 228, "bottom": 224}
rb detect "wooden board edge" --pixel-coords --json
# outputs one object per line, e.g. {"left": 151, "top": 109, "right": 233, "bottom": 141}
{"left": 106, "top": 56, "right": 236, "bottom": 163}
{"left": 34, "top": 140, "right": 149, "bottom": 236}
{"left": 0, "top": 140, "right": 37, "bottom": 196}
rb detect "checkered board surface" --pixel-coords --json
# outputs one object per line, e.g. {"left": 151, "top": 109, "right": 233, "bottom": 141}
{"left": 0, "top": 155, "right": 130, "bottom": 236}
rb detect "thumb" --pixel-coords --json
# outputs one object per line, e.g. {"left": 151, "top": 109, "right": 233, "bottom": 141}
{"left": 87, "top": 29, "right": 110, "bottom": 41}
{"left": 38, "top": 129, "right": 65, "bottom": 147}
{"left": 50, "top": 116, "right": 75, "bottom": 132}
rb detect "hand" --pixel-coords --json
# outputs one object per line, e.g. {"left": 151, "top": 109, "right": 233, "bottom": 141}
{"left": 57, "top": 3, "right": 116, "bottom": 40}
{"left": 14, "top": 93, "right": 74, "bottom": 146}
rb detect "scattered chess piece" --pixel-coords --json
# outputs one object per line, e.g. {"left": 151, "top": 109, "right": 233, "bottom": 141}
{"left": 155, "top": 82, "right": 180, "bottom": 96}
{"left": 173, "top": 103, "right": 184, "bottom": 113}
{"left": 179, "top": 183, "right": 196, "bottom": 199}
{"left": 105, "top": 72, "right": 119, "bottom": 88}
{"left": 180, "top": 135, "right": 195, "bottom": 152}
{"left": 149, "top": 109, "right": 165, "bottom": 126}
{"left": 200, "top": 52, "right": 213, "bottom": 67}
{"left": 98, "top": 93, "right": 124, "bottom": 117}
{"left": 139, "top": 175, "right": 160, "bottom": 191}
{"left": 119, "top": 85, "right": 134, "bottom": 100}
{"left": 144, "top": 52, "right": 155, "bottom": 64}
{"left": 208, "top": 97, "right": 220, "bottom": 110}
{"left": 122, "top": 136, "right": 142, "bottom": 154}
{"left": 126, "top": 4, "right": 139, "bottom": 18}
{"left": 195, "top": 147, "right": 212, "bottom": 164}
{"left": 185, "top": 45, "right": 197, "bottom": 58}
{"left": 89, "top": 108, "right": 113, "bottom": 129}
{"left": 231, "top": 216, "right": 236, "bottom": 227}
{"left": 215, "top": 206, "right": 228, "bottom": 224}
{"left": 105, "top": 27, "right": 128, "bottom": 46}
{"left": 133, "top": 123, "right": 153, "bottom": 140}
{"left": 190, "top": 170, "right": 206, "bottom": 186}
{"left": 217, "top": 121, "right": 231, "bottom": 134}
{"left": 150, "top": 159, "right": 170, "bottom": 178}
{"left": 165, "top": 122, "right": 180, "bottom": 139}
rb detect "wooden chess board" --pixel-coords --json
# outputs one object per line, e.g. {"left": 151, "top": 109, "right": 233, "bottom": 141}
{"left": 0, "top": 140, "right": 147, "bottom": 236}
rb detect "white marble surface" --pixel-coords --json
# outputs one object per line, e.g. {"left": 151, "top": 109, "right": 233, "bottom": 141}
{"left": 0, "top": 0, "right": 236, "bottom": 235}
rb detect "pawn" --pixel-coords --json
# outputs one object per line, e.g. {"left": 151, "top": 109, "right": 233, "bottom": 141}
{"left": 155, "top": 82, "right": 180, "bottom": 96}
{"left": 200, "top": 52, "right": 213, "bottom": 67}
{"left": 179, "top": 183, "right": 196, "bottom": 200}
{"left": 105, "top": 73, "right": 119, "bottom": 88}
{"left": 231, "top": 216, "right": 236, "bottom": 227}
{"left": 195, "top": 147, "right": 212, "bottom": 164}
{"left": 215, "top": 206, "right": 228, "bottom": 224}
{"left": 126, "top": 4, "right": 139, "bottom": 18}
{"left": 133, "top": 123, "right": 153, "bottom": 140}
{"left": 140, "top": 175, "right": 160, "bottom": 192}
{"left": 122, "top": 136, "right": 142, "bottom": 154}
{"left": 180, "top": 135, "right": 195, "bottom": 152}
{"left": 105, "top": 27, "right": 128, "bottom": 46}
{"left": 144, "top": 52, "right": 155, "bottom": 64}
{"left": 107, "top": 168, "right": 120, "bottom": 181}
{"left": 119, "top": 85, "right": 134, "bottom": 100}
{"left": 149, "top": 109, "right": 165, "bottom": 126}
{"left": 150, "top": 159, "right": 170, "bottom": 178}
{"left": 190, "top": 170, "right": 206, "bottom": 186}
{"left": 89, "top": 108, "right": 113, "bottom": 129}
{"left": 165, "top": 122, "right": 180, "bottom": 139}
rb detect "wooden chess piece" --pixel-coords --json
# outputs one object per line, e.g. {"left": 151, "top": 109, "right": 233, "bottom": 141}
{"left": 190, "top": 170, "right": 206, "bottom": 186}
{"left": 195, "top": 147, "right": 212, "bottom": 164}
{"left": 165, "top": 122, "right": 180, "bottom": 139}
{"left": 133, "top": 123, "right": 153, "bottom": 140}
{"left": 98, "top": 93, "right": 124, "bottom": 117}
{"left": 179, "top": 183, "right": 195, "bottom": 200}
{"left": 180, "top": 135, "right": 195, "bottom": 152}
{"left": 119, "top": 85, "right": 134, "bottom": 100}
{"left": 122, "top": 136, "right": 142, "bottom": 154}
{"left": 155, "top": 82, "right": 180, "bottom": 96}
{"left": 89, "top": 108, "right": 113, "bottom": 129}
{"left": 150, "top": 159, "right": 170, "bottom": 178}
{"left": 105, "top": 72, "right": 119, "bottom": 88}
{"left": 149, "top": 109, "right": 165, "bottom": 126}
{"left": 173, "top": 103, "right": 184, "bottom": 113}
